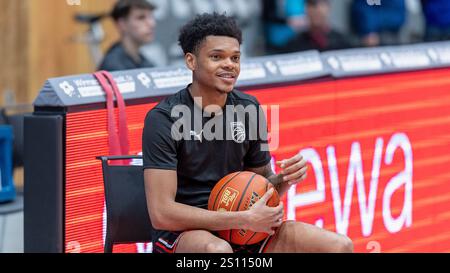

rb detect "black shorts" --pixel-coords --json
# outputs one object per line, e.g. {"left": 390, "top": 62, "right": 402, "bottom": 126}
{"left": 152, "top": 230, "right": 274, "bottom": 253}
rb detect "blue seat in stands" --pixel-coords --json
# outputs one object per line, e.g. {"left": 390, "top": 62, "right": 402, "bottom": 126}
{"left": 0, "top": 126, "right": 16, "bottom": 203}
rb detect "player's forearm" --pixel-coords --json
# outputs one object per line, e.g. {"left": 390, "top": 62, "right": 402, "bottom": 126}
{"left": 267, "top": 174, "right": 290, "bottom": 196}
{"left": 151, "top": 201, "right": 248, "bottom": 232}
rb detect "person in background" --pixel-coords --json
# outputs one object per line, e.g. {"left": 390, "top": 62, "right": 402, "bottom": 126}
{"left": 351, "top": 0, "right": 406, "bottom": 47}
{"left": 421, "top": 0, "right": 450, "bottom": 41}
{"left": 98, "top": 0, "right": 156, "bottom": 71}
{"left": 262, "top": 0, "right": 308, "bottom": 54}
{"left": 281, "top": 0, "right": 351, "bottom": 53}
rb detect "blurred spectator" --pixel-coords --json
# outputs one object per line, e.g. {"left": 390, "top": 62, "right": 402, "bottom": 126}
{"left": 421, "top": 0, "right": 450, "bottom": 41}
{"left": 98, "top": 0, "right": 156, "bottom": 71}
{"left": 262, "top": 0, "right": 308, "bottom": 53}
{"left": 351, "top": 0, "right": 407, "bottom": 47}
{"left": 281, "top": 0, "right": 351, "bottom": 52}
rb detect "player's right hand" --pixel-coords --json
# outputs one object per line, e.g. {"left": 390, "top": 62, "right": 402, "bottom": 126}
{"left": 244, "top": 188, "right": 284, "bottom": 235}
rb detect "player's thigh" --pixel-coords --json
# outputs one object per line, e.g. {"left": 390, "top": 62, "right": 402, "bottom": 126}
{"left": 176, "top": 230, "right": 233, "bottom": 253}
{"left": 265, "top": 221, "right": 353, "bottom": 253}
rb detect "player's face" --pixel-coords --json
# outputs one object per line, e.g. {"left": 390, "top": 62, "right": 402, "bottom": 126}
{"left": 307, "top": 2, "right": 331, "bottom": 30}
{"left": 188, "top": 36, "right": 241, "bottom": 94}
{"left": 120, "top": 8, "right": 156, "bottom": 45}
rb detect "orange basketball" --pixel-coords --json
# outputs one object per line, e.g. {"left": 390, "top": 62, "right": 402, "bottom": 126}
{"left": 208, "top": 171, "right": 280, "bottom": 245}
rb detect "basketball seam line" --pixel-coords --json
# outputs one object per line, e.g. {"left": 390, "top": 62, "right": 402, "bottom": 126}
{"left": 232, "top": 173, "right": 257, "bottom": 243}
{"left": 243, "top": 182, "right": 271, "bottom": 245}
{"left": 244, "top": 180, "right": 270, "bottom": 245}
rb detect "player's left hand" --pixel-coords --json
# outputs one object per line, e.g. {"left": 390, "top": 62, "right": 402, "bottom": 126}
{"left": 276, "top": 153, "right": 308, "bottom": 186}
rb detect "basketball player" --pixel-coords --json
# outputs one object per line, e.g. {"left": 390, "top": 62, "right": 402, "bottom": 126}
{"left": 142, "top": 13, "right": 353, "bottom": 253}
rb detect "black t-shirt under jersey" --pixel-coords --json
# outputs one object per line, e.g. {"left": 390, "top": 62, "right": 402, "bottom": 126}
{"left": 142, "top": 86, "right": 271, "bottom": 209}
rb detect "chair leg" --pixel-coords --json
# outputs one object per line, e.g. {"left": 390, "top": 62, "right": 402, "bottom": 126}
{"left": 104, "top": 239, "right": 113, "bottom": 253}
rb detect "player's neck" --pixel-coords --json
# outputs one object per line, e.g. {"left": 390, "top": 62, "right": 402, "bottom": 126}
{"left": 189, "top": 82, "right": 228, "bottom": 109}
{"left": 121, "top": 37, "right": 142, "bottom": 64}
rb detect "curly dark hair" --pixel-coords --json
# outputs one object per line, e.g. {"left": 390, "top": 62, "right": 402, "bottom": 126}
{"left": 178, "top": 13, "right": 242, "bottom": 55}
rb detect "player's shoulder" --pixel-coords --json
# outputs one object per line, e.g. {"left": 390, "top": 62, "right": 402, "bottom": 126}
{"left": 145, "top": 88, "right": 189, "bottom": 122}
{"left": 230, "top": 89, "right": 261, "bottom": 106}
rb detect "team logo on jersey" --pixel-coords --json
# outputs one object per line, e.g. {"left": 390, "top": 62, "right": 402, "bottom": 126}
{"left": 230, "top": 122, "right": 246, "bottom": 143}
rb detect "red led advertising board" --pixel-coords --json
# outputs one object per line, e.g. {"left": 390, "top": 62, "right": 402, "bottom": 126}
{"left": 65, "top": 68, "right": 450, "bottom": 253}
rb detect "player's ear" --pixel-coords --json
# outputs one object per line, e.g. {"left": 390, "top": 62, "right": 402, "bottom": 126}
{"left": 185, "top": 53, "right": 196, "bottom": 71}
